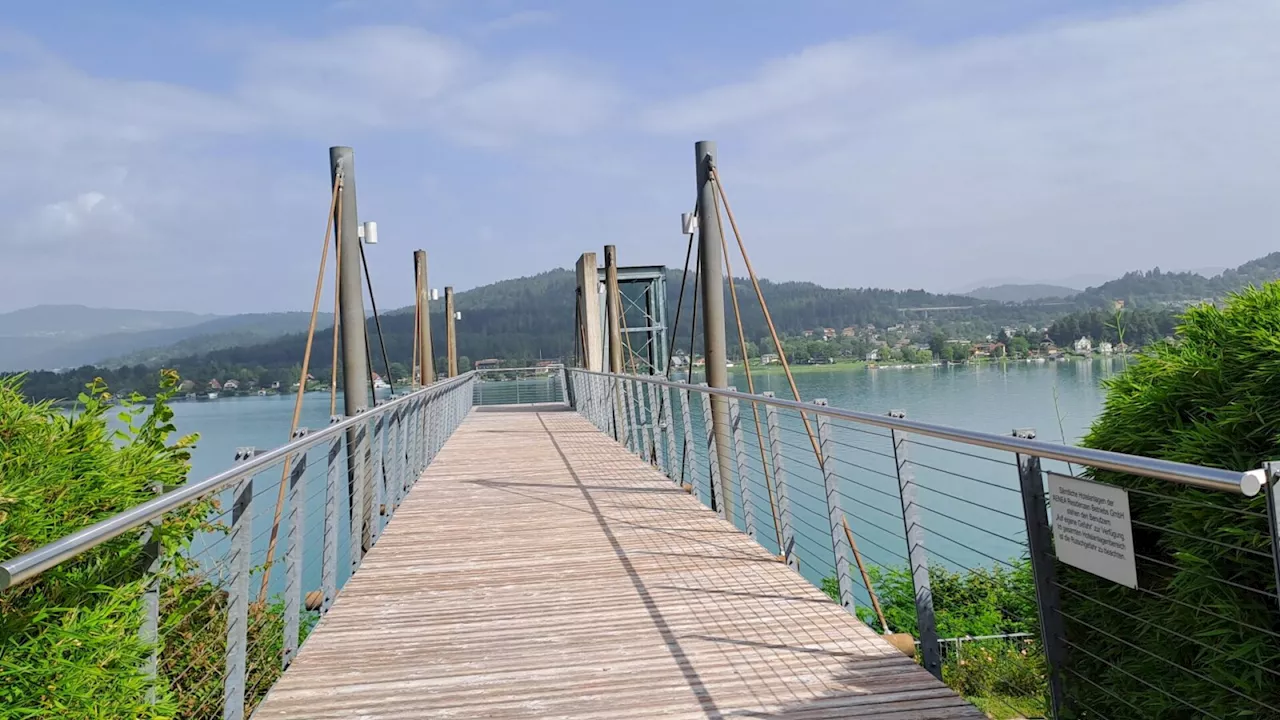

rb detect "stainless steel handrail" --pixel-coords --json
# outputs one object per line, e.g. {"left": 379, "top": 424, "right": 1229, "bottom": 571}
{"left": 0, "top": 372, "right": 476, "bottom": 590}
{"left": 568, "top": 368, "right": 1265, "bottom": 496}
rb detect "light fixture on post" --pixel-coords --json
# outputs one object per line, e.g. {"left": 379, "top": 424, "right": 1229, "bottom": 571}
{"left": 681, "top": 212, "right": 698, "bottom": 236}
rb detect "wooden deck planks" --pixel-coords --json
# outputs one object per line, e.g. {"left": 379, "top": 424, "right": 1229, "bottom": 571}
{"left": 254, "top": 407, "right": 983, "bottom": 719}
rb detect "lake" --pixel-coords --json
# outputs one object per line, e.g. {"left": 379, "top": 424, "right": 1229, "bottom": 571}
{"left": 161, "top": 359, "right": 1128, "bottom": 601}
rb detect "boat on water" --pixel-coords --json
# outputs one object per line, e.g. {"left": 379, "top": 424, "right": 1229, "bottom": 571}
{"left": 206, "top": 392, "right": 218, "bottom": 400}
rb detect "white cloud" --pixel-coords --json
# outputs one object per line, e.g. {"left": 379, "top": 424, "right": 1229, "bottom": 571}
{"left": 479, "top": 10, "right": 556, "bottom": 34}
{"left": 33, "top": 191, "right": 132, "bottom": 238}
{"left": 0, "top": 21, "right": 622, "bottom": 310}
{"left": 237, "top": 25, "right": 617, "bottom": 144}
{"left": 643, "top": 0, "right": 1280, "bottom": 290}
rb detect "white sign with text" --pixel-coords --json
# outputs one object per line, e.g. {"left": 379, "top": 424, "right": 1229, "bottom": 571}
{"left": 1047, "top": 472, "right": 1137, "bottom": 589}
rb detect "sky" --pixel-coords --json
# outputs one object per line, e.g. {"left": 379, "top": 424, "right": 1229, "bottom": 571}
{"left": 2, "top": 0, "right": 1278, "bottom": 314}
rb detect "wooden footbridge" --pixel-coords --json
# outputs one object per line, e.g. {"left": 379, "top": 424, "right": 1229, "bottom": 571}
{"left": 252, "top": 405, "right": 981, "bottom": 719}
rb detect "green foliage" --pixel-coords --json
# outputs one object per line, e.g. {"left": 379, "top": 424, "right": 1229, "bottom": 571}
{"left": 0, "top": 372, "right": 295, "bottom": 718}
{"left": 1, "top": 371, "right": 199, "bottom": 717}
{"left": 822, "top": 562, "right": 1037, "bottom": 639}
{"left": 1064, "top": 282, "right": 1280, "bottom": 718}
{"left": 822, "top": 561, "right": 1046, "bottom": 712}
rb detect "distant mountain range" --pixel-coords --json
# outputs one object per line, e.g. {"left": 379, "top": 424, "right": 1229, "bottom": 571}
{"left": 965, "top": 284, "right": 1080, "bottom": 303}
{"left": 6, "top": 252, "right": 1280, "bottom": 373}
{"left": 0, "top": 307, "right": 331, "bottom": 371}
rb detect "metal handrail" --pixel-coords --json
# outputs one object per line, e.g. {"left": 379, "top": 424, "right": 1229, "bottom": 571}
{"left": 475, "top": 365, "right": 565, "bottom": 374}
{"left": 568, "top": 369, "right": 1265, "bottom": 496}
{"left": 0, "top": 372, "right": 476, "bottom": 590}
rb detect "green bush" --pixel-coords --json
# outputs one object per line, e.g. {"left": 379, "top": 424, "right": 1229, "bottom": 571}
{"left": 823, "top": 561, "right": 1047, "bottom": 711}
{"left": 1064, "top": 284, "right": 1280, "bottom": 718}
{"left": 0, "top": 373, "right": 294, "bottom": 719}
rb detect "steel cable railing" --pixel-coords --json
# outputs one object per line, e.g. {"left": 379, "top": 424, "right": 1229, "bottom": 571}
{"left": 1, "top": 373, "right": 475, "bottom": 720}
{"left": 566, "top": 368, "right": 1277, "bottom": 719}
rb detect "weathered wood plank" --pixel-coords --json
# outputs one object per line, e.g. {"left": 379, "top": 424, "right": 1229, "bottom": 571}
{"left": 254, "top": 408, "right": 983, "bottom": 719}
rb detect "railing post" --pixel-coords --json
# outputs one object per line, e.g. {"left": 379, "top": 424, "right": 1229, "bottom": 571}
{"left": 1014, "top": 428, "right": 1067, "bottom": 718}
{"left": 625, "top": 379, "right": 642, "bottom": 456}
{"left": 729, "top": 395, "right": 757, "bottom": 539}
{"left": 282, "top": 429, "right": 309, "bottom": 669}
{"left": 699, "top": 386, "right": 726, "bottom": 519}
{"left": 764, "top": 393, "right": 798, "bottom": 571}
{"left": 368, "top": 415, "right": 381, "bottom": 543}
{"left": 602, "top": 375, "right": 612, "bottom": 433}
{"left": 224, "top": 450, "right": 255, "bottom": 720}
{"left": 350, "top": 417, "right": 369, "bottom": 573}
{"left": 645, "top": 380, "right": 661, "bottom": 468}
{"left": 417, "top": 397, "right": 428, "bottom": 475}
{"left": 662, "top": 385, "right": 678, "bottom": 482}
{"left": 1263, "top": 462, "right": 1280, "bottom": 621}
{"left": 678, "top": 387, "right": 695, "bottom": 492}
{"left": 139, "top": 474, "right": 162, "bottom": 704}
{"left": 611, "top": 377, "right": 626, "bottom": 445}
{"left": 887, "top": 411, "right": 941, "bottom": 680}
{"left": 322, "top": 435, "right": 341, "bottom": 613}
{"left": 635, "top": 379, "right": 653, "bottom": 463}
{"left": 814, "top": 400, "right": 855, "bottom": 614}
{"left": 387, "top": 407, "right": 402, "bottom": 512}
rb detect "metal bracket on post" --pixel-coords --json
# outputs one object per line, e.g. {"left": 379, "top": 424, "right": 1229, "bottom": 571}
{"left": 814, "top": 400, "right": 855, "bottom": 614}
{"left": 282, "top": 428, "right": 309, "bottom": 670}
{"left": 763, "top": 392, "right": 798, "bottom": 571}
{"left": 700, "top": 386, "right": 725, "bottom": 519}
{"left": 1013, "top": 428, "right": 1067, "bottom": 717}
{"left": 729, "top": 395, "right": 757, "bottom": 539}
{"left": 888, "top": 410, "right": 941, "bottom": 680}
{"left": 224, "top": 463, "right": 254, "bottom": 720}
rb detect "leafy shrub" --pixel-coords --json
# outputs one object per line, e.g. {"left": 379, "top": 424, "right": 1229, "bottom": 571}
{"left": 1065, "top": 284, "right": 1280, "bottom": 718}
{"left": 823, "top": 561, "right": 1046, "bottom": 710}
{"left": 0, "top": 373, "right": 295, "bottom": 719}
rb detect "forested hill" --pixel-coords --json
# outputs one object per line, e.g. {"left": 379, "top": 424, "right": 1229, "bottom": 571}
{"left": 1075, "top": 252, "right": 1280, "bottom": 306}
{"left": 144, "top": 269, "right": 1059, "bottom": 377}
{"left": 154, "top": 250, "right": 1280, "bottom": 376}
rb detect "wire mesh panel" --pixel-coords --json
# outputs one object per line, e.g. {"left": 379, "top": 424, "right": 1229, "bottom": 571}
{"left": 0, "top": 374, "right": 475, "bottom": 719}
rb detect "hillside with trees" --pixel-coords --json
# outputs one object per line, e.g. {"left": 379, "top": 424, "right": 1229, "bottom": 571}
{"left": 1075, "top": 252, "right": 1280, "bottom": 307}
{"left": 12, "top": 251, "right": 1280, "bottom": 402}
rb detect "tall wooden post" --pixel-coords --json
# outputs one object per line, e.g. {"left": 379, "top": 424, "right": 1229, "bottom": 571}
{"left": 414, "top": 250, "right": 434, "bottom": 386}
{"left": 695, "top": 140, "right": 734, "bottom": 521}
{"left": 604, "top": 245, "right": 624, "bottom": 374}
{"left": 576, "top": 252, "right": 603, "bottom": 371}
{"left": 445, "top": 286, "right": 458, "bottom": 377}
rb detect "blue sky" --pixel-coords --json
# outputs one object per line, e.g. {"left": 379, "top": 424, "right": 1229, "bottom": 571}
{"left": 2, "top": 0, "right": 1277, "bottom": 313}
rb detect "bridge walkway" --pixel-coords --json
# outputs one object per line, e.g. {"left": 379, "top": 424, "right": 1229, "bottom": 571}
{"left": 253, "top": 405, "right": 981, "bottom": 719}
